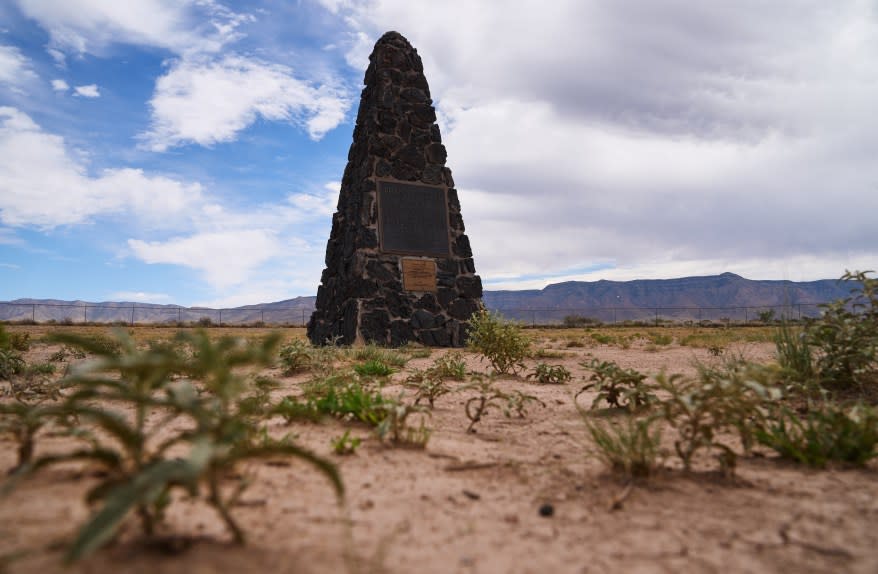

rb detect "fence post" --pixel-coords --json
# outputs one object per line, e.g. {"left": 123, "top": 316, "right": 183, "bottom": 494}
{"left": 261, "top": 310, "right": 265, "bottom": 324}
{"left": 83, "top": 305, "right": 87, "bottom": 324}
{"left": 178, "top": 307, "right": 181, "bottom": 323}
{"left": 32, "top": 304, "right": 35, "bottom": 323}
{"left": 302, "top": 309, "right": 306, "bottom": 326}
{"left": 130, "top": 305, "right": 135, "bottom": 326}
{"left": 219, "top": 309, "right": 223, "bottom": 326}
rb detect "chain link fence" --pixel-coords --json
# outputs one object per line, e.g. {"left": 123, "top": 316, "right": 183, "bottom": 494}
{"left": 0, "top": 301, "right": 825, "bottom": 327}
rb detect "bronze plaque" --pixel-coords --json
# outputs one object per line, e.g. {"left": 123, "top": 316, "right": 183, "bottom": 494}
{"left": 377, "top": 180, "right": 450, "bottom": 256}
{"left": 402, "top": 258, "right": 438, "bottom": 292}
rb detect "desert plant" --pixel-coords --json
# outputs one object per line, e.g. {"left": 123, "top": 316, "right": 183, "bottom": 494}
{"left": 374, "top": 395, "right": 432, "bottom": 447}
{"left": 655, "top": 367, "right": 780, "bottom": 474}
{"left": 774, "top": 321, "right": 814, "bottom": 386}
{"left": 585, "top": 415, "right": 662, "bottom": 479}
{"left": 0, "top": 400, "right": 69, "bottom": 473}
{"left": 350, "top": 345, "right": 408, "bottom": 368}
{"left": 277, "top": 339, "right": 312, "bottom": 375}
{"left": 0, "top": 348, "right": 25, "bottom": 380}
{"left": 429, "top": 351, "right": 468, "bottom": 380}
{"left": 756, "top": 403, "right": 878, "bottom": 468}
{"left": 331, "top": 430, "right": 362, "bottom": 455}
{"left": 272, "top": 395, "right": 322, "bottom": 423}
{"left": 462, "top": 377, "right": 544, "bottom": 432}
{"left": 808, "top": 270, "right": 877, "bottom": 389}
{"left": 466, "top": 306, "right": 530, "bottom": 375}
{"left": 354, "top": 359, "right": 395, "bottom": 378}
{"left": 14, "top": 329, "right": 342, "bottom": 562}
{"left": 527, "top": 363, "right": 572, "bottom": 385}
{"left": 576, "top": 358, "right": 656, "bottom": 411}
{"left": 533, "top": 348, "right": 565, "bottom": 359}
{"left": 404, "top": 370, "right": 452, "bottom": 408}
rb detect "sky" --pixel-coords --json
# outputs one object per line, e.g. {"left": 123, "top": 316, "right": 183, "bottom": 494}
{"left": 0, "top": 0, "right": 876, "bottom": 307}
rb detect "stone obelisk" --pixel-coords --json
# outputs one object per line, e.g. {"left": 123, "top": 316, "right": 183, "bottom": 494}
{"left": 307, "top": 31, "right": 482, "bottom": 347}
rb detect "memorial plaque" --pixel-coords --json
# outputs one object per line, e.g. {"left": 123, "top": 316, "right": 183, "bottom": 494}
{"left": 401, "top": 258, "right": 437, "bottom": 292}
{"left": 377, "top": 180, "right": 450, "bottom": 256}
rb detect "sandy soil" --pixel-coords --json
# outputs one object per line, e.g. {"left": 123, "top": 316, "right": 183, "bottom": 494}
{"left": 2, "top": 331, "right": 877, "bottom": 574}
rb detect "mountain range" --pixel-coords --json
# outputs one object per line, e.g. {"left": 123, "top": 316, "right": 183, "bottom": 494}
{"left": 0, "top": 273, "right": 857, "bottom": 326}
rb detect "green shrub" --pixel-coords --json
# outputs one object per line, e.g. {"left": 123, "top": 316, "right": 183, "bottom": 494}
{"left": 466, "top": 306, "right": 530, "bottom": 375}
{"left": 756, "top": 404, "right": 878, "bottom": 467}
{"left": 808, "top": 270, "right": 877, "bottom": 389}
{"left": 527, "top": 363, "right": 572, "bottom": 385}
{"left": 585, "top": 415, "right": 662, "bottom": 479}
{"left": 577, "top": 358, "right": 655, "bottom": 411}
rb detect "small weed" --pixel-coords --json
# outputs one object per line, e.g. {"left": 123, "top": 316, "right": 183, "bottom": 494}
{"left": 585, "top": 415, "right": 662, "bottom": 479}
{"left": 756, "top": 404, "right": 878, "bottom": 468}
{"left": 404, "top": 370, "right": 452, "bottom": 408}
{"left": 350, "top": 345, "right": 408, "bottom": 368}
{"left": 331, "top": 430, "right": 362, "bottom": 455}
{"left": 577, "top": 358, "right": 656, "bottom": 411}
{"left": 647, "top": 332, "right": 673, "bottom": 346}
{"left": 462, "top": 377, "right": 544, "bottom": 433}
{"left": 533, "top": 348, "right": 565, "bottom": 359}
{"left": 278, "top": 339, "right": 312, "bottom": 375}
{"left": 272, "top": 396, "right": 322, "bottom": 423}
{"left": 374, "top": 396, "right": 432, "bottom": 448}
{"left": 429, "top": 351, "right": 467, "bottom": 380}
{"left": 354, "top": 359, "right": 395, "bottom": 378}
{"left": 0, "top": 349, "right": 25, "bottom": 380}
{"left": 655, "top": 366, "right": 781, "bottom": 474}
{"left": 527, "top": 363, "right": 572, "bottom": 385}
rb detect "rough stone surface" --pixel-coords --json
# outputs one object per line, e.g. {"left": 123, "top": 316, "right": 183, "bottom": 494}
{"left": 308, "top": 31, "right": 482, "bottom": 347}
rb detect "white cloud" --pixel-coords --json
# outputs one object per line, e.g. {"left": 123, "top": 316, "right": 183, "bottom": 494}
{"left": 109, "top": 291, "right": 171, "bottom": 303}
{"left": 51, "top": 78, "right": 69, "bottom": 91}
{"left": 14, "top": 0, "right": 251, "bottom": 58}
{"left": 128, "top": 230, "right": 282, "bottom": 289}
{"left": 0, "top": 106, "right": 203, "bottom": 228}
{"left": 0, "top": 44, "right": 37, "bottom": 88}
{"left": 141, "top": 55, "right": 350, "bottom": 151}
{"left": 324, "top": 0, "right": 878, "bottom": 285}
{"left": 73, "top": 83, "right": 99, "bottom": 97}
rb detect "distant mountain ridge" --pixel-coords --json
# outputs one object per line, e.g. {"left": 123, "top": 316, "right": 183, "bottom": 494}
{"left": 482, "top": 272, "right": 851, "bottom": 309}
{"left": 0, "top": 273, "right": 857, "bottom": 325}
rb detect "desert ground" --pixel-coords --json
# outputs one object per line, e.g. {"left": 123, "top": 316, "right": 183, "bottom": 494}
{"left": 1, "top": 325, "right": 877, "bottom": 574}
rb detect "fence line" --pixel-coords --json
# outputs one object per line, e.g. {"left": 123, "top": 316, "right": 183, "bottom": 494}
{"left": 0, "top": 301, "right": 826, "bottom": 327}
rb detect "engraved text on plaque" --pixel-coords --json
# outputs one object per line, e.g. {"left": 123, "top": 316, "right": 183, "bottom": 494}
{"left": 377, "top": 180, "right": 450, "bottom": 256}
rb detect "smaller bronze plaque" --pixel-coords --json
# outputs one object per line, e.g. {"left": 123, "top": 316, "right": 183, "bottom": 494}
{"left": 402, "top": 258, "right": 437, "bottom": 292}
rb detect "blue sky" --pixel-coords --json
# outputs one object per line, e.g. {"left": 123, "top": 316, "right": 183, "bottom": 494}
{"left": 1, "top": 1, "right": 876, "bottom": 306}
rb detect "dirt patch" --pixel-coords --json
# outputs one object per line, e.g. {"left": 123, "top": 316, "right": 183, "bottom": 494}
{"left": 2, "top": 330, "right": 877, "bottom": 574}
